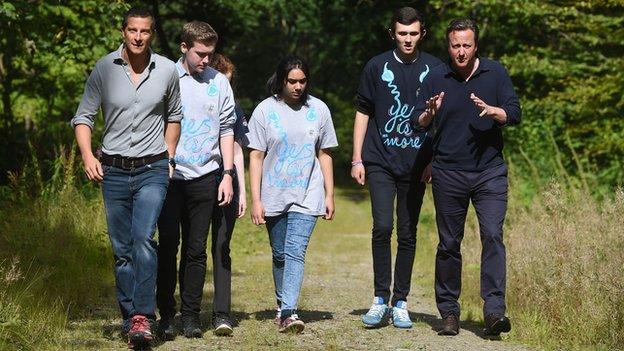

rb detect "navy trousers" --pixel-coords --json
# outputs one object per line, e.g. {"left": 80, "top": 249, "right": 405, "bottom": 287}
{"left": 432, "top": 163, "right": 508, "bottom": 318}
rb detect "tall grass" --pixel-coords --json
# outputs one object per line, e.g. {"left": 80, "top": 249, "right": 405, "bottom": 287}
{"left": 506, "top": 184, "right": 624, "bottom": 350}
{"left": 0, "top": 146, "right": 112, "bottom": 350}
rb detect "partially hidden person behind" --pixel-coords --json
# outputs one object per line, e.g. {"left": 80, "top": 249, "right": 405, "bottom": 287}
{"left": 351, "top": 6, "right": 443, "bottom": 329}
{"left": 71, "top": 7, "right": 183, "bottom": 349}
{"left": 205, "top": 52, "right": 250, "bottom": 335}
{"left": 247, "top": 55, "right": 338, "bottom": 334}
{"left": 414, "top": 18, "right": 521, "bottom": 336}
{"left": 156, "top": 21, "right": 236, "bottom": 340}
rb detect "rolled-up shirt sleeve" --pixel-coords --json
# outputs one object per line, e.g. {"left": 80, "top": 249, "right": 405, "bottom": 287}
{"left": 497, "top": 66, "right": 521, "bottom": 126}
{"left": 71, "top": 66, "right": 102, "bottom": 129}
{"left": 166, "top": 69, "right": 183, "bottom": 123}
{"left": 219, "top": 78, "right": 236, "bottom": 137}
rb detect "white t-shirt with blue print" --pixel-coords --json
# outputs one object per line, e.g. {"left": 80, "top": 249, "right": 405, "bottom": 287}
{"left": 172, "top": 59, "right": 236, "bottom": 180}
{"left": 247, "top": 95, "right": 338, "bottom": 217}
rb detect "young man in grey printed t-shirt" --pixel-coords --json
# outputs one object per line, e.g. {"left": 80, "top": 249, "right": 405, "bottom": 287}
{"left": 156, "top": 21, "right": 236, "bottom": 340}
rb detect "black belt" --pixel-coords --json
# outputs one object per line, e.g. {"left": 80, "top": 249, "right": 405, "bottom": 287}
{"left": 100, "top": 151, "right": 168, "bottom": 170}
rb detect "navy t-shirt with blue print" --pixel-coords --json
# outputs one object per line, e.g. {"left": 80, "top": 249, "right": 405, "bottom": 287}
{"left": 357, "top": 50, "right": 443, "bottom": 176}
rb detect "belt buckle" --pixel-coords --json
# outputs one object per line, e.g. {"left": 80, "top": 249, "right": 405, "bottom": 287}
{"left": 121, "top": 157, "right": 135, "bottom": 170}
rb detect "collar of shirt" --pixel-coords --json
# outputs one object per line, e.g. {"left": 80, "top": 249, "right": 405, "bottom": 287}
{"left": 112, "top": 43, "right": 156, "bottom": 69}
{"left": 175, "top": 58, "right": 189, "bottom": 78}
{"left": 392, "top": 50, "right": 420, "bottom": 64}
{"left": 443, "top": 56, "right": 492, "bottom": 80}
{"left": 175, "top": 58, "right": 212, "bottom": 83}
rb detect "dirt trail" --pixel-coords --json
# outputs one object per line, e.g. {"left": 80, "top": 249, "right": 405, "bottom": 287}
{"left": 65, "top": 227, "right": 537, "bottom": 350}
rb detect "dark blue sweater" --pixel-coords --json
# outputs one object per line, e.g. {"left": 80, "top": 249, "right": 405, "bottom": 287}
{"left": 414, "top": 57, "right": 521, "bottom": 171}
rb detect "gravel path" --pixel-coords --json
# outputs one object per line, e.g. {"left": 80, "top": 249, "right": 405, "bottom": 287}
{"left": 64, "top": 226, "right": 538, "bottom": 350}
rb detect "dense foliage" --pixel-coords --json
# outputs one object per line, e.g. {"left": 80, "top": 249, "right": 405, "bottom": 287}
{"left": 1, "top": 0, "right": 623, "bottom": 190}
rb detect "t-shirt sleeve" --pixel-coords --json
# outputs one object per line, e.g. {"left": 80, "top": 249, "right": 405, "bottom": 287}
{"left": 319, "top": 104, "right": 339, "bottom": 149}
{"left": 246, "top": 104, "right": 267, "bottom": 151}
{"left": 71, "top": 66, "right": 102, "bottom": 129}
{"left": 233, "top": 104, "right": 249, "bottom": 147}
{"left": 219, "top": 78, "right": 236, "bottom": 136}
{"left": 356, "top": 60, "right": 375, "bottom": 116}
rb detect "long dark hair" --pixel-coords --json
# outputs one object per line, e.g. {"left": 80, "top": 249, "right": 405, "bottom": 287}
{"left": 266, "top": 55, "right": 310, "bottom": 104}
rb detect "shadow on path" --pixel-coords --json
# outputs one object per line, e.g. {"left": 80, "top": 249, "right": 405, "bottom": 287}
{"left": 350, "top": 309, "right": 504, "bottom": 341}
{"left": 253, "top": 309, "right": 333, "bottom": 323}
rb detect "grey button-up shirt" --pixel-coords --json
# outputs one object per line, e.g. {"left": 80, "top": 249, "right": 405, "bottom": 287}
{"left": 71, "top": 44, "right": 183, "bottom": 158}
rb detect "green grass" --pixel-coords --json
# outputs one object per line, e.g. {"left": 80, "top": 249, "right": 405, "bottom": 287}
{"left": 1, "top": 150, "right": 622, "bottom": 350}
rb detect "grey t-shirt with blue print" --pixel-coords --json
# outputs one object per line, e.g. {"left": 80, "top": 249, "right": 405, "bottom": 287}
{"left": 172, "top": 59, "right": 236, "bottom": 180}
{"left": 247, "top": 95, "right": 338, "bottom": 217}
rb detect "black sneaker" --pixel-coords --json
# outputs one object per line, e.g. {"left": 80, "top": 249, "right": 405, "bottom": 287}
{"left": 157, "top": 314, "right": 176, "bottom": 341}
{"left": 181, "top": 315, "right": 203, "bottom": 338}
{"left": 212, "top": 315, "right": 233, "bottom": 336}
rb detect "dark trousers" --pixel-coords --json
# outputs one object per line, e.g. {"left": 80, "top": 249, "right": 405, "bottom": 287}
{"left": 156, "top": 173, "right": 217, "bottom": 318}
{"left": 432, "top": 163, "right": 508, "bottom": 318}
{"left": 366, "top": 164, "right": 426, "bottom": 305}
{"left": 209, "top": 183, "right": 238, "bottom": 318}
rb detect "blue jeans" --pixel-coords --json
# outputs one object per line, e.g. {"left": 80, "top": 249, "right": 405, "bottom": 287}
{"left": 101, "top": 158, "right": 169, "bottom": 325}
{"left": 266, "top": 211, "right": 317, "bottom": 318}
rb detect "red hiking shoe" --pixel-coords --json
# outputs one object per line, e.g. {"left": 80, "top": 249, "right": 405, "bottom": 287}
{"left": 128, "top": 315, "right": 153, "bottom": 349}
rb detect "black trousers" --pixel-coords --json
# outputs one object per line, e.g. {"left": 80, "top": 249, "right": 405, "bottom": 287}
{"left": 156, "top": 172, "right": 218, "bottom": 318}
{"left": 432, "top": 163, "right": 508, "bottom": 318}
{"left": 366, "top": 164, "right": 426, "bottom": 306}
{"left": 209, "top": 180, "right": 238, "bottom": 318}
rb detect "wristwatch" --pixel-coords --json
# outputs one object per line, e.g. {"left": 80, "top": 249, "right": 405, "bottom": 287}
{"left": 168, "top": 157, "right": 176, "bottom": 169}
{"left": 222, "top": 169, "right": 236, "bottom": 177}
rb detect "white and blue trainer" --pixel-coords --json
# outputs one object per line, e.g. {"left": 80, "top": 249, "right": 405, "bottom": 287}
{"left": 391, "top": 300, "right": 413, "bottom": 328}
{"left": 362, "top": 297, "right": 389, "bottom": 328}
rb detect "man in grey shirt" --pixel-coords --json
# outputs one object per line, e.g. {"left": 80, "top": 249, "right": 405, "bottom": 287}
{"left": 70, "top": 7, "right": 182, "bottom": 349}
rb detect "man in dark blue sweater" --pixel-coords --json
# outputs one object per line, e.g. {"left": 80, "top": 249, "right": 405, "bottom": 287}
{"left": 414, "top": 18, "right": 521, "bottom": 336}
{"left": 351, "top": 7, "right": 443, "bottom": 329}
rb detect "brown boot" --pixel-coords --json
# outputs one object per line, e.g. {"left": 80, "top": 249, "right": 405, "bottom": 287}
{"left": 484, "top": 314, "right": 511, "bottom": 336}
{"left": 438, "top": 314, "right": 459, "bottom": 335}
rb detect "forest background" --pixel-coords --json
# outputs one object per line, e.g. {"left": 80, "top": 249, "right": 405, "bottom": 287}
{"left": 0, "top": 0, "right": 623, "bottom": 350}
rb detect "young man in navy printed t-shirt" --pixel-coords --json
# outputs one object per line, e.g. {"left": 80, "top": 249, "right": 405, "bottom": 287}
{"left": 351, "top": 7, "right": 442, "bottom": 329}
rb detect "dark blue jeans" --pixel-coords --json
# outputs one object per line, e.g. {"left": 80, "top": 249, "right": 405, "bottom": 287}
{"left": 101, "top": 158, "right": 169, "bottom": 326}
{"left": 432, "top": 163, "right": 508, "bottom": 318}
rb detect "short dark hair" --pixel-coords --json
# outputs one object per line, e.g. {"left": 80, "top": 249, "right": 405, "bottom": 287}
{"left": 389, "top": 7, "right": 425, "bottom": 32}
{"left": 266, "top": 55, "right": 310, "bottom": 104}
{"left": 122, "top": 7, "right": 155, "bottom": 31}
{"left": 445, "top": 18, "right": 479, "bottom": 45}
{"left": 180, "top": 21, "right": 219, "bottom": 47}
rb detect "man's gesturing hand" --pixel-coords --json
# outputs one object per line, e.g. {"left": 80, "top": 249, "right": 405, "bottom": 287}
{"left": 425, "top": 92, "right": 445, "bottom": 118}
{"left": 470, "top": 93, "right": 495, "bottom": 117}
